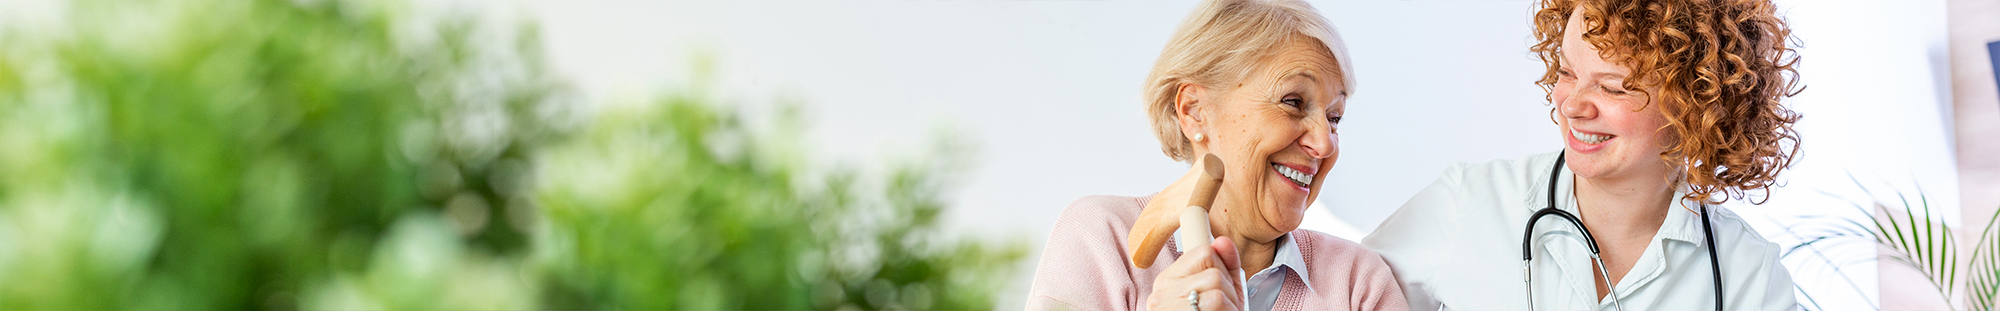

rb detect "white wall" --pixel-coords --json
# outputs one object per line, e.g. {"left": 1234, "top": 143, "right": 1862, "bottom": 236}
{"left": 1728, "top": 1, "right": 1954, "bottom": 308}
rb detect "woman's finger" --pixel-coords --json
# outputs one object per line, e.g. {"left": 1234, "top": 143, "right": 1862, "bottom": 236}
{"left": 1189, "top": 268, "right": 1234, "bottom": 310}
{"left": 1162, "top": 241, "right": 1217, "bottom": 278}
{"left": 1150, "top": 236, "right": 1251, "bottom": 311}
{"left": 1186, "top": 267, "right": 1226, "bottom": 292}
{"left": 1204, "top": 237, "right": 1245, "bottom": 308}
{"left": 1197, "top": 285, "right": 1241, "bottom": 311}
{"left": 1152, "top": 266, "right": 1224, "bottom": 310}
{"left": 1207, "top": 267, "right": 1246, "bottom": 310}
{"left": 1209, "top": 237, "right": 1241, "bottom": 273}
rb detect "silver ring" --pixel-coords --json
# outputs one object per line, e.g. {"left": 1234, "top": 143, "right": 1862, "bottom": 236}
{"left": 1187, "top": 289, "right": 1200, "bottom": 310}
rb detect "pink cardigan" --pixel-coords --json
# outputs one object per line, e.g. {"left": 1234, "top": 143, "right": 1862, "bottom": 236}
{"left": 1026, "top": 194, "right": 1408, "bottom": 311}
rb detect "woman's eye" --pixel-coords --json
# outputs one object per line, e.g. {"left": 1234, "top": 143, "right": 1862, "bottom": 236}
{"left": 1328, "top": 115, "right": 1342, "bottom": 124}
{"left": 1281, "top": 98, "right": 1304, "bottom": 108}
{"left": 1601, "top": 85, "right": 1627, "bottom": 95}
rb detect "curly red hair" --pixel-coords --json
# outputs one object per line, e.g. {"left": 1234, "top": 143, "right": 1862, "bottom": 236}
{"left": 1530, "top": 0, "right": 1803, "bottom": 204}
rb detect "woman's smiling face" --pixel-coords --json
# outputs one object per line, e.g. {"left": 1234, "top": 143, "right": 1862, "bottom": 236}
{"left": 1551, "top": 9, "right": 1672, "bottom": 182}
{"left": 1179, "top": 34, "right": 1344, "bottom": 242}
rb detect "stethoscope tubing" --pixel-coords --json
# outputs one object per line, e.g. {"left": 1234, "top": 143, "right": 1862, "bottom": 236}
{"left": 1520, "top": 151, "right": 1723, "bottom": 311}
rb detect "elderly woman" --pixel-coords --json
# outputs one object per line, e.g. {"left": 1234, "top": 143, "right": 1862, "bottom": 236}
{"left": 1363, "top": 0, "right": 1803, "bottom": 310}
{"left": 1025, "top": 0, "right": 1406, "bottom": 310}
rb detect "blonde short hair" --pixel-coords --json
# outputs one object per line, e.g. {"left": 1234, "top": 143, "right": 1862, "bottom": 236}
{"left": 1144, "top": 0, "right": 1356, "bottom": 163}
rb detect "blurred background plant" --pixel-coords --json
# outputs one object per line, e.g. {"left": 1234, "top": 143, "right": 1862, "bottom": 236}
{"left": 0, "top": 0, "right": 1023, "bottom": 309}
{"left": 531, "top": 75, "right": 1024, "bottom": 309}
{"left": 1775, "top": 174, "right": 2000, "bottom": 311}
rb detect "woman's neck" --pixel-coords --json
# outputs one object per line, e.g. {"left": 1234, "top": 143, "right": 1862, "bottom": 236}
{"left": 1573, "top": 168, "right": 1679, "bottom": 300}
{"left": 1233, "top": 233, "right": 1279, "bottom": 274}
{"left": 1212, "top": 186, "right": 1282, "bottom": 275}
{"left": 1155, "top": 168, "right": 1281, "bottom": 275}
{"left": 1573, "top": 172, "right": 1677, "bottom": 239}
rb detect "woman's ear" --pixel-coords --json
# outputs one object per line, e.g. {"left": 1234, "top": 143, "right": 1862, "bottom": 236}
{"left": 1174, "top": 83, "right": 1208, "bottom": 144}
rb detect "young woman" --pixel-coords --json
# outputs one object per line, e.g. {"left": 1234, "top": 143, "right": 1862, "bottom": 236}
{"left": 1363, "top": 0, "right": 1804, "bottom": 310}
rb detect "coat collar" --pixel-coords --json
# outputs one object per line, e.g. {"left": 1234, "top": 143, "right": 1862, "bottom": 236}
{"left": 1522, "top": 153, "right": 1708, "bottom": 247}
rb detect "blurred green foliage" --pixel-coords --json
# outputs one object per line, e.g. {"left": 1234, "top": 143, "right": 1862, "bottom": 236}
{"left": 0, "top": 0, "right": 1023, "bottom": 309}
{"left": 534, "top": 84, "right": 1024, "bottom": 310}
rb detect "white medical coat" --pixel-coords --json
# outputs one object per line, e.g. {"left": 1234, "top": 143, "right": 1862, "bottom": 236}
{"left": 1361, "top": 152, "right": 1797, "bottom": 311}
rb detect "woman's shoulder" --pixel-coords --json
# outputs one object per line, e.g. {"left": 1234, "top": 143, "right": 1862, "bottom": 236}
{"left": 1691, "top": 204, "right": 1797, "bottom": 307}
{"left": 1363, "top": 152, "right": 1562, "bottom": 282}
{"left": 1041, "top": 194, "right": 1154, "bottom": 261}
{"left": 1443, "top": 151, "right": 1562, "bottom": 193}
{"left": 1295, "top": 229, "right": 1388, "bottom": 267}
{"left": 1698, "top": 205, "right": 1783, "bottom": 261}
{"left": 1026, "top": 194, "right": 1159, "bottom": 310}
{"left": 1052, "top": 194, "right": 1152, "bottom": 232}
{"left": 1393, "top": 151, "right": 1565, "bottom": 214}
{"left": 1292, "top": 230, "right": 1411, "bottom": 309}
{"left": 1380, "top": 151, "right": 1562, "bottom": 221}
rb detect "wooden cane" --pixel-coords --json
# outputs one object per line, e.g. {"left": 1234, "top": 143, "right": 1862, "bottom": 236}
{"left": 1129, "top": 153, "right": 1226, "bottom": 268}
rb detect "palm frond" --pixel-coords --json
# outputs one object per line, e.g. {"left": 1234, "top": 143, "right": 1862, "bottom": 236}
{"left": 1965, "top": 206, "right": 2000, "bottom": 311}
{"left": 1767, "top": 211, "right": 1880, "bottom": 311}
{"left": 1846, "top": 174, "right": 1958, "bottom": 309}
{"left": 1791, "top": 174, "right": 2000, "bottom": 311}
{"left": 1848, "top": 181, "right": 1960, "bottom": 305}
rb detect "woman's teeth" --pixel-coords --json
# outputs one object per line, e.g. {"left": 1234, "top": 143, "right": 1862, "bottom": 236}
{"left": 1271, "top": 163, "right": 1312, "bottom": 187}
{"left": 1572, "top": 129, "right": 1613, "bottom": 144}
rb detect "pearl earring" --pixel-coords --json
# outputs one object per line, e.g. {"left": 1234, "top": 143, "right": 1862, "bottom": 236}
{"left": 1192, "top": 133, "right": 1205, "bottom": 142}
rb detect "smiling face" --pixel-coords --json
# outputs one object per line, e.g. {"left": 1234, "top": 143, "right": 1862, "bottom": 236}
{"left": 1551, "top": 9, "right": 1673, "bottom": 182}
{"left": 1177, "top": 35, "right": 1344, "bottom": 243}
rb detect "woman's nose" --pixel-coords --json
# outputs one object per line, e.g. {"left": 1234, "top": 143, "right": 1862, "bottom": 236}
{"left": 1557, "top": 83, "right": 1598, "bottom": 121}
{"left": 1299, "top": 122, "right": 1334, "bottom": 159}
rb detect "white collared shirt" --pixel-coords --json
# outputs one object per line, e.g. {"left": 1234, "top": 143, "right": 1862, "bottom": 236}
{"left": 1361, "top": 152, "right": 1797, "bottom": 311}
{"left": 1246, "top": 233, "right": 1311, "bottom": 311}
{"left": 1170, "top": 229, "right": 1312, "bottom": 311}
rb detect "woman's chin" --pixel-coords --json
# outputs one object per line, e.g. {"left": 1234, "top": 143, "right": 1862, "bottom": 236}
{"left": 1261, "top": 189, "right": 1309, "bottom": 210}
{"left": 1265, "top": 212, "right": 1306, "bottom": 237}
{"left": 1563, "top": 152, "right": 1612, "bottom": 177}
{"left": 1260, "top": 198, "right": 1309, "bottom": 229}
{"left": 1565, "top": 152, "right": 1650, "bottom": 181}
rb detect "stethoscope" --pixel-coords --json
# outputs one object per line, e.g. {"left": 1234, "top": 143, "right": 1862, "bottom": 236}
{"left": 1520, "top": 151, "right": 1724, "bottom": 311}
